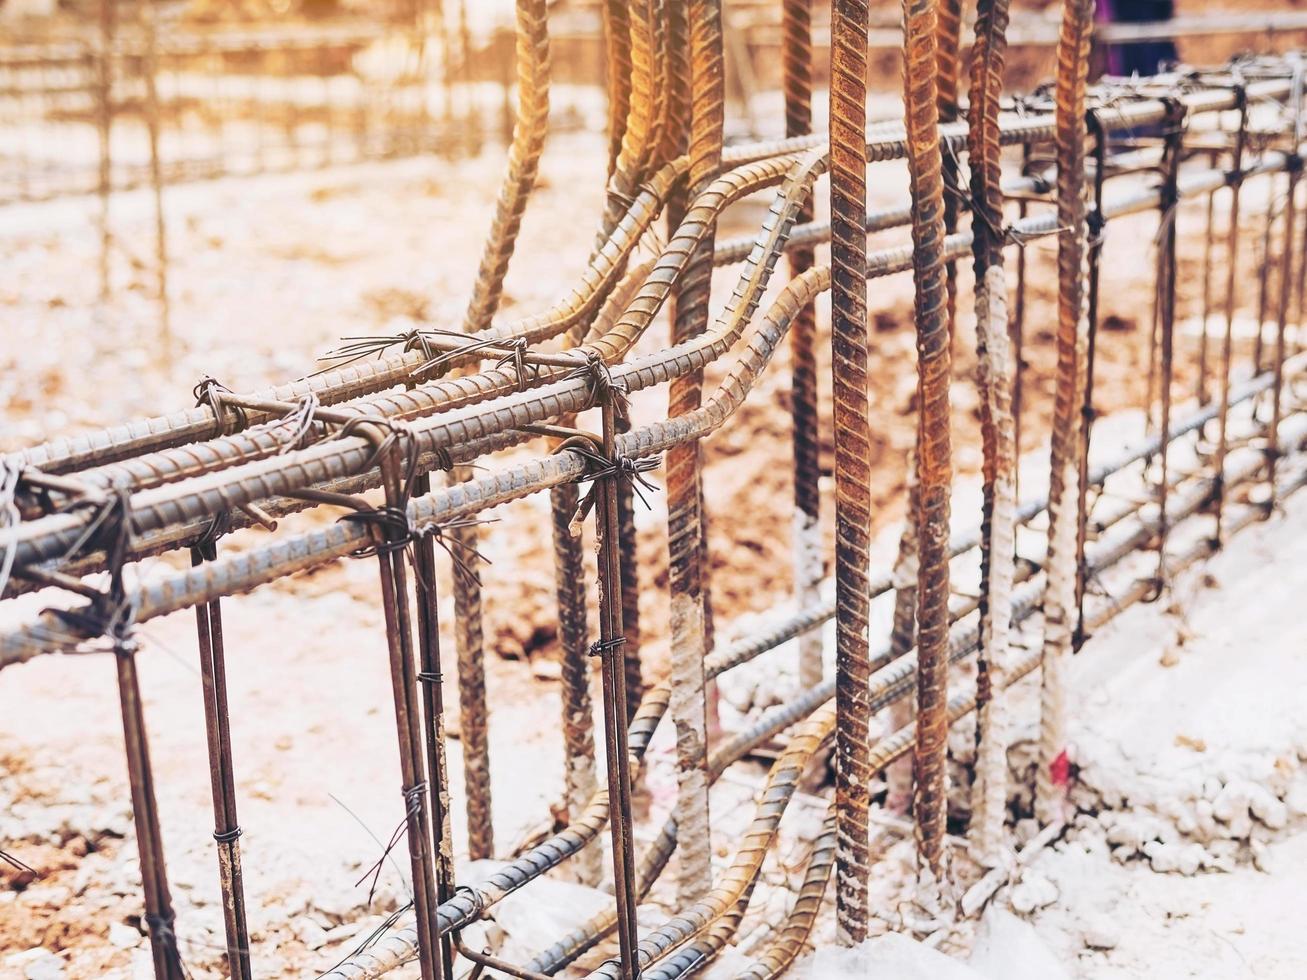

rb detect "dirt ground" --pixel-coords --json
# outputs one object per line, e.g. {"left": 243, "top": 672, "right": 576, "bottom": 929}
{"left": 0, "top": 93, "right": 1301, "bottom": 978}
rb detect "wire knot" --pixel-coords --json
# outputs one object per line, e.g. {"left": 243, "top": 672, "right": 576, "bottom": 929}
{"left": 588, "top": 636, "right": 626, "bottom": 659}
{"left": 213, "top": 826, "right": 243, "bottom": 845}
{"left": 193, "top": 375, "right": 246, "bottom": 437}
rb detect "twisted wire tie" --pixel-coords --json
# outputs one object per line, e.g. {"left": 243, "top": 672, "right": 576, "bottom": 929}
{"left": 45, "top": 490, "right": 140, "bottom": 652}
{"left": 274, "top": 392, "right": 322, "bottom": 455}
{"left": 588, "top": 635, "right": 626, "bottom": 659}
{"left": 213, "top": 826, "right": 243, "bottom": 845}
{"left": 193, "top": 375, "right": 247, "bottom": 438}
{"left": 564, "top": 351, "right": 632, "bottom": 426}
{"left": 0, "top": 460, "right": 20, "bottom": 599}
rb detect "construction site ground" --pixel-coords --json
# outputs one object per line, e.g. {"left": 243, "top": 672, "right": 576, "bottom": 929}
{"left": 2, "top": 120, "right": 1306, "bottom": 978}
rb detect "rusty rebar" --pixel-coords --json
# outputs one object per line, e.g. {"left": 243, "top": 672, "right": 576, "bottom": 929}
{"left": 550, "top": 479, "right": 600, "bottom": 885}
{"left": 902, "top": 0, "right": 953, "bottom": 890}
{"left": 666, "top": 0, "right": 724, "bottom": 905}
{"left": 781, "top": 0, "right": 824, "bottom": 691}
{"left": 1268, "top": 156, "right": 1302, "bottom": 505}
{"left": 1036, "top": 0, "right": 1095, "bottom": 827}
{"left": 190, "top": 542, "right": 252, "bottom": 980}
{"left": 461, "top": 0, "right": 551, "bottom": 332}
{"left": 965, "top": 0, "right": 1017, "bottom": 866}
{"left": 829, "top": 0, "right": 873, "bottom": 944}
{"left": 1214, "top": 87, "right": 1250, "bottom": 545}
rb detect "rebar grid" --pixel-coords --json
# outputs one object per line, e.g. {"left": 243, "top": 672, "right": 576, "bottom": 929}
{"left": 4, "top": 8, "right": 1307, "bottom": 979}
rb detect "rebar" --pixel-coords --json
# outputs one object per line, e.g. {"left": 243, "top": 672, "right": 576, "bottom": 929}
{"left": 902, "top": 0, "right": 953, "bottom": 891}
{"left": 828, "top": 0, "right": 873, "bottom": 945}
{"left": 1035, "top": 0, "right": 1095, "bottom": 827}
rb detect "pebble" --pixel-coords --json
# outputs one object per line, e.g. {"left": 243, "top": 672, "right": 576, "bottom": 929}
{"left": 108, "top": 921, "right": 143, "bottom": 949}
{"left": 5, "top": 950, "right": 65, "bottom": 980}
{"left": 1250, "top": 839, "right": 1274, "bottom": 873}
{"left": 1082, "top": 918, "right": 1120, "bottom": 950}
{"left": 1009, "top": 871, "right": 1058, "bottom": 914}
{"left": 1286, "top": 782, "right": 1307, "bottom": 818}
{"left": 1247, "top": 786, "right": 1288, "bottom": 830}
{"left": 291, "top": 914, "right": 328, "bottom": 951}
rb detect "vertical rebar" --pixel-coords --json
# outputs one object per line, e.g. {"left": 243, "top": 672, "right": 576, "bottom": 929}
{"left": 1074, "top": 116, "right": 1107, "bottom": 651}
{"left": 604, "top": 0, "right": 662, "bottom": 230}
{"left": 461, "top": 0, "right": 550, "bottom": 332}
{"left": 449, "top": 507, "right": 492, "bottom": 861}
{"left": 666, "top": 0, "right": 723, "bottom": 905}
{"left": 1267, "top": 157, "right": 1302, "bottom": 506}
{"left": 936, "top": 0, "right": 963, "bottom": 353}
{"left": 1253, "top": 194, "right": 1276, "bottom": 375}
{"left": 550, "top": 480, "right": 601, "bottom": 885}
{"left": 829, "top": 0, "right": 873, "bottom": 944}
{"left": 884, "top": 456, "right": 919, "bottom": 811}
{"left": 408, "top": 464, "right": 456, "bottom": 978}
{"left": 1154, "top": 105, "right": 1185, "bottom": 588}
{"left": 1196, "top": 149, "right": 1218, "bottom": 407}
{"left": 602, "top": 0, "right": 632, "bottom": 178}
{"left": 190, "top": 542, "right": 252, "bottom": 980}
{"left": 1011, "top": 142, "right": 1032, "bottom": 506}
{"left": 781, "top": 0, "right": 823, "bottom": 691}
{"left": 902, "top": 0, "right": 953, "bottom": 888}
{"left": 372, "top": 446, "right": 442, "bottom": 980}
{"left": 96, "top": 0, "right": 116, "bottom": 300}
{"left": 966, "top": 0, "right": 1017, "bottom": 865}
{"left": 116, "top": 638, "right": 186, "bottom": 980}
{"left": 141, "top": 0, "right": 171, "bottom": 362}
{"left": 592, "top": 414, "right": 641, "bottom": 980}
{"left": 1213, "top": 90, "right": 1248, "bottom": 545}
{"left": 1036, "top": 0, "right": 1095, "bottom": 828}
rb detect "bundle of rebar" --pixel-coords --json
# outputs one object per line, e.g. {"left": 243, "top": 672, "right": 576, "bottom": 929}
{"left": 5, "top": 4, "right": 1307, "bottom": 979}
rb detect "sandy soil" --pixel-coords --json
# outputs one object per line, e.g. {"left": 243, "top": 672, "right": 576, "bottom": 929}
{"left": 0, "top": 105, "right": 1299, "bottom": 979}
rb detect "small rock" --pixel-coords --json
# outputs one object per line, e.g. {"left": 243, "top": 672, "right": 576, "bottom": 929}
{"left": 1176, "top": 843, "right": 1205, "bottom": 876}
{"left": 1251, "top": 839, "right": 1274, "bottom": 873}
{"left": 1009, "top": 871, "right": 1058, "bottom": 914}
{"left": 15, "top": 950, "right": 64, "bottom": 980}
{"left": 108, "top": 921, "right": 143, "bottom": 949}
{"left": 531, "top": 658, "right": 561, "bottom": 682}
{"left": 1248, "top": 786, "right": 1288, "bottom": 830}
{"left": 1285, "top": 783, "right": 1307, "bottom": 818}
{"left": 1082, "top": 918, "right": 1120, "bottom": 950}
{"left": 291, "top": 914, "right": 328, "bottom": 951}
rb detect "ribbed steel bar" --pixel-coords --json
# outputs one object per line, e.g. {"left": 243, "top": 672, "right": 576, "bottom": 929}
{"left": 666, "top": 0, "right": 725, "bottom": 905}
{"left": 1154, "top": 104, "right": 1186, "bottom": 588}
{"left": 1073, "top": 115, "right": 1108, "bottom": 650}
{"left": 550, "top": 479, "right": 601, "bottom": 885}
{"left": 140, "top": 0, "right": 171, "bottom": 359}
{"left": 1035, "top": 0, "right": 1095, "bottom": 828}
{"left": 1268, "top": 158, "right": 1302, "bottom": 506}
{"left": 96, "top": 0, "right": 114, "bottom": 301}
{"left": 782, "top": 0, "right": 823, "bottom": 691}
{"left": 965, "top": 0, "right": 1017, "bottom": 866}
{"left": 828, "top": 0, "right": 873, "bottom": 945}
{"left": 461, "top": 0, "right": 551, "bottom": 331}
{"left": 1213, "top": 87, "right": 1250, "bottom": 545}
{"left": 602, "top": 0, "right": 632, "bottom": 176}
{"left": 902, "top": 0, "right": 953, "bottom": 889}
{"left": 935, "top": 0, "right": 963, "bottom": 352}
